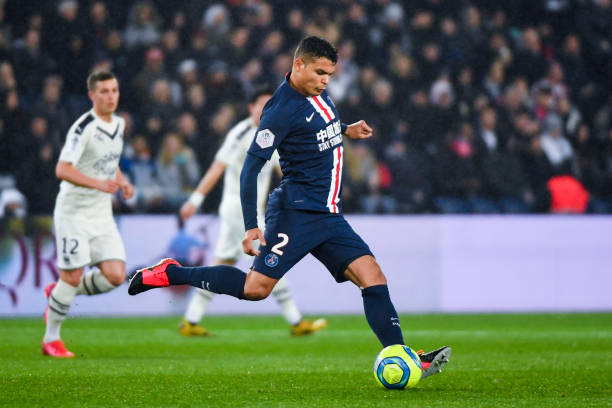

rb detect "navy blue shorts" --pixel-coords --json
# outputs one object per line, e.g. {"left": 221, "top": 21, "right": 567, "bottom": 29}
{"left": 252, "top": 206, "right": 373, "bottom": 282}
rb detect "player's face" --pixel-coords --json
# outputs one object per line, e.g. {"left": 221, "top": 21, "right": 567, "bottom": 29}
{"left": 293, "top": 57, "right": 335, "bottom": 96}
{"left": 89, "top": 78, "right": 119, "bottom": 117}
{"left": 248, "top": 94, "right": 272, "bottom": 126}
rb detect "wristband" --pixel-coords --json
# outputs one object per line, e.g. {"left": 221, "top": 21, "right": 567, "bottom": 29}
{"left": 188, "top": 191, "right": 205, "bottom": 208}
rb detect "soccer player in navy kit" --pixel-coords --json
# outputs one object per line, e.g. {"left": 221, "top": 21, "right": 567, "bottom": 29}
{"left": 128, "top": 37, "right": 450, "bottom": 379}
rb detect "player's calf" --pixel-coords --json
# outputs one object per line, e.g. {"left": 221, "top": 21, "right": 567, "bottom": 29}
{"left": 128, "top": 259, "right": 249, "bottom": 300}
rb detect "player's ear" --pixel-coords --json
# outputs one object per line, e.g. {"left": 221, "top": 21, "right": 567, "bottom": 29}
{"left": 294, "top": 57, "right": 304, "bottom": 73}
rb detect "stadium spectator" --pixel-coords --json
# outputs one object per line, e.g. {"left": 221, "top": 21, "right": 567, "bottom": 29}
{"left": 155, "top": 132, "right": 199, "bottom": 211}
{"left": 159, "top": 29, "right": 184, "bottom": 76}
{"left": 434, "top": 122, "right": 492, "bottom": 213}
{"left": 43, "top": 0, "right": 83, "bottom": 76}
{"left": 480, "top": 136, "right": 533, "bottom": 213}
{"left": 512, "top": 27, "right": 548, "bottom": 85}
{"left": 343, "top": 139, "right": 386, "bottom": 214}
{"left": 124, "top": 1, "right": 161, "bottom": 51}
{"left": 89, "top": 1, "right": 112, "bottom": 55}
{"left": 182, "top": 83, "right": 209, "bottom": 131}
{"left": 131, "top": 46, "right": 167, "bottom": 109}
{"left": 304, "top": 5, "right": 339, "bottom": 46}
{"left": 384, "top": 125, "right": 433, "bottom": 213}
{"left": 31, "top": 76, "right": 70, "bottom": 148}
{"left": 0, "top": 0, "right": 610, "bottom": 214}
{"left": 540, "top": 114, "right": 574, "bottom": 173}
{"left": 17, "top": 141, "right": 58, "bottom": 215}
{"left": 121, "top": 134, "right": 162, "bottom": 212}
{"left": 100, "top": 29, "right": 130, "bottom": 85}
{"left": 202, "top": 3, "right": 232, "bottom": 46}
{"left": 11, "top": 28, "right": 54, "bottom": 105}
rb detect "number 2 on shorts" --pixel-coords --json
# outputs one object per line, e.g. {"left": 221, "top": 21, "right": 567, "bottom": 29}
{"left": 271, "top": 233, "right": 289, "bottom": 256}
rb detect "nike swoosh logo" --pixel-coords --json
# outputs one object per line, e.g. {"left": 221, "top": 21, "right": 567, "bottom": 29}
{"left": 306, "top": 112, "right": 315, "bottom": 122}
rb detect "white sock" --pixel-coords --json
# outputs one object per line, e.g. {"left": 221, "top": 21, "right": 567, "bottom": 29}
{"left": 184, "top": 288, "right": 215, "bottom": 324}
{"left": 272, "top": 276, "right": 302, "bottom": 325}
{"left": 75, "top": 268, "right": 116, "bottom": 295}
{"left": 44, "top": 279, "right": 78, "bottom": 343}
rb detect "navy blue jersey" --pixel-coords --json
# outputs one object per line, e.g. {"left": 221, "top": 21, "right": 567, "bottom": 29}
{"left": 247, "top": 74, "right": 344, "bottom": 213}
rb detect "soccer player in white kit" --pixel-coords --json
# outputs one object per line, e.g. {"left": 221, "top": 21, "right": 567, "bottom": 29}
{"left": 178, "top": 88, "right": 327, "bottom": 336}
{"left": 42, "top": 71, "right": 134, "bottom": 357}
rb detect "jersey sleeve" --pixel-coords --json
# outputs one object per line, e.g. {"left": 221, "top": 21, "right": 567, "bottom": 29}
{"left": 58, "top": 124, "right": 91, "bottom": 164}
{"left": 247, "top": 106, "right": 291, "bottom": 160}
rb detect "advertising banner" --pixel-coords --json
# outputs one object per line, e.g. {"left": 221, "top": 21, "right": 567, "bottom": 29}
{"left": 1, "top": 215, "right": 610, "bottom": 316}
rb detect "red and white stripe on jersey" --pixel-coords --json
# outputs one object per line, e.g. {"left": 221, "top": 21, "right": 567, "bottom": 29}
{"left": 307, "top": 95, "right": 336, "bottom": 123}
{"left": 326, "top": 146, "right": 343, "bottom": 213}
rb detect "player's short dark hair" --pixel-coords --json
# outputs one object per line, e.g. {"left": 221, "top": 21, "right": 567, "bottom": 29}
{"left": 294, "top": 36, "right": 338, "bottom": 65}
{"left": 87, "top": 71, "right": 116, "bottom": 91}
{"left": 250, "top": 86, "right": 275, "bottom": 104}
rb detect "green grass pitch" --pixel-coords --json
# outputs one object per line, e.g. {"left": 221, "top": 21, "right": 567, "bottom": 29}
{"left": 1, "top": 313, "right": 611, "bottom": 407}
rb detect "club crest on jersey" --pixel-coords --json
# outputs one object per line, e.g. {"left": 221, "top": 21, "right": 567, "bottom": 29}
{"left": 317, "top": 120, "right": 342, "bottom": 152}
{"left": 256, "top": 129, "right": 275, "bottom": 148}
{"left": 265, "top": 253, "right": 279, "bottom": 267}
{"left": 94, "top": 129, "right": 105, "bottom": 141}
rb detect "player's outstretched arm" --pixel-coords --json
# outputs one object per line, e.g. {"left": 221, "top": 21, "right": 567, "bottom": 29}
{"left": 240, "top": 153, "right": 267, "bottom": 236}
{"left": 180, "top": 160, "right": 227, "bottom": 221}
{"left": 344, "top": 120, "right": 373, "bottom": 140}
{"left": 56, "top": 161, "right": 119, "bottom": 193}
{"left": 115, "top": 168, "right": 134, "bottom": 199}
{"left": 242, "top": 227, "right": 266, "bottom": 256}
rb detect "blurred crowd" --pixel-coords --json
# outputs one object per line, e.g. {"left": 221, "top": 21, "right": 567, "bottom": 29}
{"left": 0, "top": 0, "right": 611, "bottom": 216}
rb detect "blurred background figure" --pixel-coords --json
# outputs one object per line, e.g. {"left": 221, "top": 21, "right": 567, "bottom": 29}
{"left": 155, "top": 132, "right": 199, "bottom": 212}
{"left": 0, "top": 0, "right": 610, "bottom": 215}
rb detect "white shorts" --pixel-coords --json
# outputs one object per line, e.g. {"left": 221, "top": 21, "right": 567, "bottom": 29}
{"left": 214, "top": 203, "right": 265, "bottom": 261}
{"left": 214, "top": 213, "right": 245, "bottom": 261}
{"left": 54, "top": 213, "right": 126, "bottom": 270}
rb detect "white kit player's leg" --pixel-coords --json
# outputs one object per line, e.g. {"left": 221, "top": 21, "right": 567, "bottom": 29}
{"left": 271, "top": 276, "right": 302, "bottom": 325}
{"left": 75, "top": 267, "right": 116, "bottom": 295}
{"left": 44, "top": 279, "right": 78, "bottom": 344}
{"left": 271, "top": 276, "right": 329, "bottom": 337}
{"left": 179, "top": 287, "right": 214, "bottom": 336}
{"left": 184, "top": 288, "right": 215, "bottom": 324}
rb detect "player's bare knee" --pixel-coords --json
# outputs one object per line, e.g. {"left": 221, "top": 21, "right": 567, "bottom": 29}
{"left": 364, "top": 270, "right": 387, "bottom": 287}
{"left": 243, "top": 285, "right": 271, "bottom": 300}
{"left": 106, "top": 270, "right": 125, "bottom": 286}
{"left": 243, "top": 270, "right": 276, "bottom": 300}
{"left": 60, "top": 268, "right": 84, "bottom": 286}
{"left": 346, "top": 256, "right": 387, "bottom": 288}
{"left": 99, "top": 261, "right": 126, "bottom": 286}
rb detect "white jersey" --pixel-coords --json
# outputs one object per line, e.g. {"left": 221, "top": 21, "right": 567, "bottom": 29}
{"left": 215, "top": 117, "right": 279, "bottom": 225}
{"left": 55, "top": 109, "right": 125, "bottom": 220}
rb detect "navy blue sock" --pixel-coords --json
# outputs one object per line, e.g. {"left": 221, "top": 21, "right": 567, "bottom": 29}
{"left": 362, "top": 285, "right": 404, "bottom": 347}
{"left": 166, "top": 265, "right": 246, "bottom": 300}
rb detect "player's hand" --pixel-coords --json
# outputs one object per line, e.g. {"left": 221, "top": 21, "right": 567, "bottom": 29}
{"left": 98, "top": 179, "right": 120, "bottom": 194}
{"left": 180, "top": 202, "right": 196, "bottom": 221}
{"left": 120, "top": 182, "right": 134, "bottom": 199}
{"left": 345, "top": 120, "right": 373, "bottom": 140}
{"left": 242, "top": 228, "right": 266, "bottom": 256}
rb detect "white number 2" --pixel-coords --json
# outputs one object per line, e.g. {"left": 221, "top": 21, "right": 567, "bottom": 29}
{"left": 271, "top": 233, "right": 289, "bottom": 256}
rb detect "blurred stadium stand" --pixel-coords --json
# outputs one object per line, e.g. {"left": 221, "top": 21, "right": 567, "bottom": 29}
{"left": 0, "top": 0, "right": 611, "bottom": 216}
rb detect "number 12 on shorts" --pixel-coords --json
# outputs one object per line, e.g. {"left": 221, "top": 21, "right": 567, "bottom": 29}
{"left": 62, "top": 238, "right": 79, "bottom": 255}
{"left": 271, "top": 233, "right": 289, "bottom": 256}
